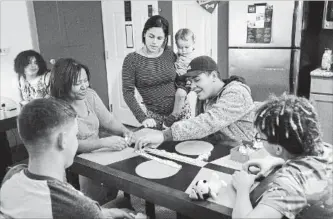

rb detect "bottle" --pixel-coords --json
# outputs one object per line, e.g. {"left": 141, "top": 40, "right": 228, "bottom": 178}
{"left": 321, "top": 48, "right": 333, "bottom": 71}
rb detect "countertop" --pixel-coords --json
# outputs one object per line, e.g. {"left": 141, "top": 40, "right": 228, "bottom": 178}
{"left": 310, "top": 68, "right": 333, "bottom": 77}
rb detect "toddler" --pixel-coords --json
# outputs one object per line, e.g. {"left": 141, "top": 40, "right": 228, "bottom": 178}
{"left": 164, "top": 29, "right": 197, "bottom": 127}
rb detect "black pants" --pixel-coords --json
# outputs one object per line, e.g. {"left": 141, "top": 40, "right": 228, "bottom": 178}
{"left": 0, "top": 132, "right": 13, "bottom": 183}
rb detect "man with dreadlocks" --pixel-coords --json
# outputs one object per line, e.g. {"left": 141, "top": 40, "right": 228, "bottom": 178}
{"left": 231, "top": 94, "right": 333, "bottom": 219}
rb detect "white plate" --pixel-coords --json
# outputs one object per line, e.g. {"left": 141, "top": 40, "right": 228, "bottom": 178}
{"left": 175, "top": 141, "right": 214, "bottom": 156}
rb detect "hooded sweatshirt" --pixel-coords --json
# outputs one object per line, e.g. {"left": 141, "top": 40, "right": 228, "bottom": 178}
{"left": 163, "top": 81, "right": 256, "bottom": 143}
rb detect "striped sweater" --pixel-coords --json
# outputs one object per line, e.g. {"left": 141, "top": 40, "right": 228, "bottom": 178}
{"left": 122, "top": 48, "right": 177, "bottom": 123}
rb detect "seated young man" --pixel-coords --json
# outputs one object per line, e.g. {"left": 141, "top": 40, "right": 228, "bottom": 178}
{"left": 0, "top": 98, "right": 133, "bottom": 219}
{"left": 135, "top": 56, "right": 255, "bottom": 149}
{"left": 232, "top": 94, "right": 333, "bottom": 219}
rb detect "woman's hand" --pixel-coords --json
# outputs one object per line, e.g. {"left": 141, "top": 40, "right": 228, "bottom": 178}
{"left": 242, "top": 157, "right": 284, "bottom": 179}
{"left": 134, "top": 128, "right": 164, "bottom": 150}
{"left": 142, "top": 118, "right": 157, "bottom": 128}
{"left": 124, "top": 131, "right": 135, "bottom": 146}
{"left": 232, "top": 170, "right": 256, "bottom": 192}
{"left": 100, "top": 136, "right": 128, "bottom": 151}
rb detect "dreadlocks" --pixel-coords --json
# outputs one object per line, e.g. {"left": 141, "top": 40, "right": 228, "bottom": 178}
{"left": 254, "top": 93, "right": 323, "bottom": 156}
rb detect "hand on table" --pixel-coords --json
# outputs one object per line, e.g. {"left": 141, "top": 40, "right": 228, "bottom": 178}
{"left": 232, "top": 170, "right": 256, "bottom": 192}
{"left": 101, "top": 136, "right": 128, "bottom": 151}
{"left": 142, "top": 118, "right": 157, "bottom": 128}
{"left": 134, "top": 128, "right": 164, "bottom": 150}
{"left": 124, "top": 131, "right": 135, "bottom": 146}
{"left": 101, "top": 208, "right": 134, "bottom": 219}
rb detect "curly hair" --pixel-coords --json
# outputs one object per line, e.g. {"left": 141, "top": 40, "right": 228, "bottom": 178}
{"left": 254, "top": 94, "right": 323, "bottom": 156}
{"left": 14, "top": 50, "right": 48, "bottom": 78}
{"left": 142, "top": 15, "right": 169, "bottom": 50}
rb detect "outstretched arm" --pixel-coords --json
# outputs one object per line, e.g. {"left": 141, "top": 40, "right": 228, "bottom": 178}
{"left": 122, "top": 54, "right": 147, "bottom": 123}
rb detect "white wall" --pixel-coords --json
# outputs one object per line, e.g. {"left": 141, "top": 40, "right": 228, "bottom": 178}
{"left": 0, "top": 1, "right": 38, "bottom": 102}
{"left": 0, "top": 1, "right": 37, "bottom": 147}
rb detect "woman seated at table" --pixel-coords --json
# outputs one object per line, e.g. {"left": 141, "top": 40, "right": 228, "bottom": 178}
{"left": 232, "top": 94, "right": 333, "bottom": 219}
{"left": 50, "top": 58, "right": 132, "bottom": 203}
{"left": 14, "top": 50, "right": 50, "bottom": 105}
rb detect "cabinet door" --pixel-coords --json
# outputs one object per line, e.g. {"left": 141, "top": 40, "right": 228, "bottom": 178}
{"left": 34, "top": 1, "right": 109, "bottom": 107}
{"left": 311, "top": 93, "right": 333, "bottom": 145}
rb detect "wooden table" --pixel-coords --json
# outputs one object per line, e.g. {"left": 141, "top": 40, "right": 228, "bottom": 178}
{"left": 70, "top": 138, "right": 274, "bottom": 219}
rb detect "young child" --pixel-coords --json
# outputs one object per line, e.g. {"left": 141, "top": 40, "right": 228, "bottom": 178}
{"left": 164, "top": 28, "right": 197, "bottom": 127}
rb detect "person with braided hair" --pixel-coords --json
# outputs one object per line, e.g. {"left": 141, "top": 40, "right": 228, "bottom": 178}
{"left": 231, "top": 94, "right": 333, "bottom": 219}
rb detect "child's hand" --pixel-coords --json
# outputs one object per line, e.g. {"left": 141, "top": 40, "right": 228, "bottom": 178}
{"left": 232, "top": 170, "right": 256, "bottom": 192}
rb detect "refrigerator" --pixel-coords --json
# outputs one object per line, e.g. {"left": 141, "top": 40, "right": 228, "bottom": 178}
{"left": 228, "top": 1, "right": 305, "bottom": 101}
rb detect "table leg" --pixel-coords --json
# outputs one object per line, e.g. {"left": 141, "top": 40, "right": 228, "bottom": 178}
{"left": 0, "top": 131, "right": 13, "bottom": 183}
{"left": 145, "top": 201, "right": 156, "bottom": 219}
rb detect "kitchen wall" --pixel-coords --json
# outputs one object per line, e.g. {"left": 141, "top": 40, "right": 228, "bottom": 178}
{"left": 0, "top": 1, "right": 38, "bottom": 103}
{"left": 217, "top": 1, "right": 229, "bottom": 79}
{"left": 0, "top": 1, "right": 38, "bottom": 147}
{"left": 158, "top": 1, "right": 173, "bottom": 49}
{"left": 297, "top": 1, "right": 333, "bottom": 98}
{"left": 308, "top": 1, "right": 333, "bottom": 66}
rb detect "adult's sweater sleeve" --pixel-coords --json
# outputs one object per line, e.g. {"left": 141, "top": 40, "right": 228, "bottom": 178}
{"left": 122, "top": 54, "right": 147, "bottom": 123}
{"left": 169, "top": 85, "right": 254, "bottom": 141}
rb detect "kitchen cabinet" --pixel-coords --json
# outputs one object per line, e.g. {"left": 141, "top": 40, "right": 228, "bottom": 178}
{"left": 310, "top": 68, "right": 333, "bottom": 144}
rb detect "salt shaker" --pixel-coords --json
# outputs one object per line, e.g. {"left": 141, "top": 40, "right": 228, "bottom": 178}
{"left": 321, "top": 48, "right": 333, "bottom": 71}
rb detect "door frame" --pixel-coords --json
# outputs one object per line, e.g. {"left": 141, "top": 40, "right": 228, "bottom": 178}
{"left": 172, "top": 1, "right": 218, "bottom": 61}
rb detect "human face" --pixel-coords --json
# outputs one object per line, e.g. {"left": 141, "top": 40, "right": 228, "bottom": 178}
{"left": 24, "top": 57, "right": 39, "bottom": 77}
{"left": 176, "top": 39, "right": 194, "bottom": 56}
{"left": 69, "top": 68, "right": 89, "bottom": 100}
{"left": 144, "top": 27, "right": 165, "bottom": 54}
{"left": 190, "top": 72, "right": 215, "bottom": 100}
{"left": 64, "top": 119, "right": 79, "bottom": 168}
{"left": 256, "top": 131, "right": 278, "bottom": 157}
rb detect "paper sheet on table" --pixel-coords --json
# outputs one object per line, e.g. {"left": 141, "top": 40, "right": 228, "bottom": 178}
{"left": 78, "top": 147, "right": 138, "bottom": 165}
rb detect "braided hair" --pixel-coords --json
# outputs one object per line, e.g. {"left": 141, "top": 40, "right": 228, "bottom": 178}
{"left": 254, "top": 93, "right": 323, "bottom": 156}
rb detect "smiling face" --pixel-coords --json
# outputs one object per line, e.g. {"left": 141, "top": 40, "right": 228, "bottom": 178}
{"left": 69, "top": 68, "right": 89, "bottom": 100}
{"left": 24, "top": 57, "right": 39, "bottom": 77}
{"left": 189, "top": 72, "right": 217, "bottom": 100}
{"left": 176, "top": 38, "right": 195, "bottom": 56}
{"left": 144, "top": 27, "right": 166, "bottom": 54}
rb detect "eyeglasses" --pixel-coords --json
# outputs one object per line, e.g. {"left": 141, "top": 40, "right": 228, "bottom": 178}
{"left": 254, "top": 132, "right": 268, "bottom": 142}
